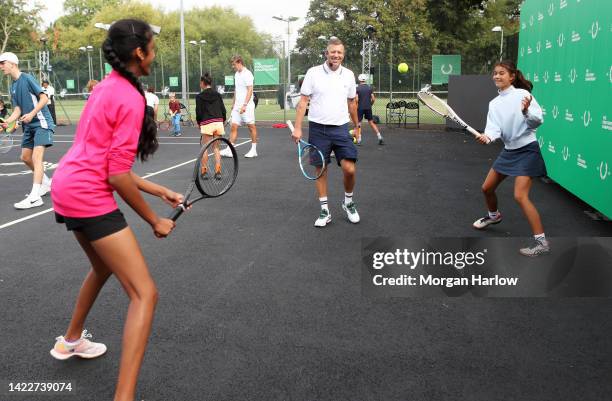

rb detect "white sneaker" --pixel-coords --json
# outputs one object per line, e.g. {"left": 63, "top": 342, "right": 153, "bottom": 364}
{"left": 14, "top": 196, "right": 43, "bottom": 209}
{"left": 244, "top": 149, "right": 258, "bottom": 158}
{"left": 342, "top": 201, "right": 360, "bottom": 223}
{"left": 50, "top": 330, "right": 107, "bottom": 360}
{"left": 220, "top": 147, "right": 233, "bottom": 158}
{"left": 314, "top": 209, "right": 332, "bottom": 227}
{"left": 39, "top": 182, "right": 52, "bottom": 197}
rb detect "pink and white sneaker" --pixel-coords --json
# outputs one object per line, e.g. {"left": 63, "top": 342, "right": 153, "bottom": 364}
{"left": 50, "top": 330, "right": 107, "bottom": 360}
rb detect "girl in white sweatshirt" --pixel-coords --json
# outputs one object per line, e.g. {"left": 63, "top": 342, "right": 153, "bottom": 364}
{"left": 472, "top": 60, "right": 549, "bottom": 257}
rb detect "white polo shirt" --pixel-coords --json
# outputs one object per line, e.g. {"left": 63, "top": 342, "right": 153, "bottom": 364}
{"left": 300, "top": 63, "right": 357, "bottom": 125}
{"left": 234, "top": 67, "right": 254, "bottom": 109}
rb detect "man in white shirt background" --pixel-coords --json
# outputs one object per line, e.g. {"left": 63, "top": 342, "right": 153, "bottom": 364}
{"left": 145, "top": 85, "right": 159, "bottom": 121}
{"left": 221, "top": 55, "right": 258, "bottom": 158}
{"left": 41, "top": 79, "right": 56, "bottom": 124}
{"left": 292, "top": 38, "right": 360, "bottom": 227}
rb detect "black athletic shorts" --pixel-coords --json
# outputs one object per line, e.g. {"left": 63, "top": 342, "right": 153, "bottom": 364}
{"left": 55, "top": 209, "right": 128, "bottom": 241}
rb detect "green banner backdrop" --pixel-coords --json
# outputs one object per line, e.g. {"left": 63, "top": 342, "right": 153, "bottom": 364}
{"left": 431, "top": 55, "right": 461, "bottom": 84}
{"left": 519, "top": 0, "right": 611, "bottom": 218}
{"left": 253, "top": 58, "right": 280, "bottom": 85}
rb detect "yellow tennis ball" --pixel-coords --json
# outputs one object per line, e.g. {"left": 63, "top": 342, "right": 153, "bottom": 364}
{"left": 398, "top": 63, "right": 409, "bottom": 73}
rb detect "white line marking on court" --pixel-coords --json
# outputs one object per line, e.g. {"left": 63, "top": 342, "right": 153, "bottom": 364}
{"left": 0, "top": 139, "right": 251, "bottom": 231}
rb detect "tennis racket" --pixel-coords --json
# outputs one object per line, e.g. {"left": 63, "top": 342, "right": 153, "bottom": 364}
{"left": 417, "top": 85, "right": 480, "bottom": 137}
{"left": 0, "top": 118, "right": 18, "bottom": 154}
{"left": 287, "top": 120, "right": 326, "bottom": 180}
{"left": 168, "top": 137, "right": 238, "bottom": 221}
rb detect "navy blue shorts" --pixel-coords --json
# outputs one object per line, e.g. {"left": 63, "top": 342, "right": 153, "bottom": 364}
{"left": 358, "top": 109, "right": 373, "bottom": 121}
{"left": 308, "top": 122, "right": 358, "bottom": 166}
{"left": 22, "top": 125, "right": 53, "bottom": 149}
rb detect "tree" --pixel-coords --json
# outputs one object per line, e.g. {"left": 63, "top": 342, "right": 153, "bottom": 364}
{"left": 0, "top": 0, "right": 42, "bottom": 54}
{"left": 55, "top": 0, "right": 122, "bottom": 29}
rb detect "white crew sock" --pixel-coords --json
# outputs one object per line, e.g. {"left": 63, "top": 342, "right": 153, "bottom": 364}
{"left": 30, "top": 183, "right": 42, "bottom": 199}
{"left": 319, "top": 197, "right": 329, "bottom": 212}
{"left": 344, "top": 192, "right": 353, "bottom": 205}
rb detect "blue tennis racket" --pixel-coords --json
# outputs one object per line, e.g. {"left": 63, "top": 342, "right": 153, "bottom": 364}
{"left": 287, "top": 120, "right": 326, "bottom": 180}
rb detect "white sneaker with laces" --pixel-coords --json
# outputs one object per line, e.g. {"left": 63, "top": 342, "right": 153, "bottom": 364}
{"left": 14, "top": 196, "right": 43, "bottom": 210}
{"left": 244, "top": 149, "right": 258, "bottom": 158}
{"left": 314, "top": 209, "right": 332, "bottom": 227}
{"left": 50, "top": 330, "right": 107, "bottom": 360}
{"left": 220, "top": 147, "right": 233, "bottom": 158}
{"left": 342, "top": 202, "right": 360, "bottom": 223}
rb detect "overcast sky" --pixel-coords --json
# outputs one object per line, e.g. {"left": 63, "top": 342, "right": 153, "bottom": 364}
{"left": 34, "top": 0, "right": 311, "bottom": 48}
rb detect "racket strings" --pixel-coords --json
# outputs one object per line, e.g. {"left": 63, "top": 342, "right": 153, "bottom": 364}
{"left": 197, "top": 139, "right": 237, "bottom": 196}
{"left": 417, "top": 92, "right": 450, "bottom": 117}
{"left": 0, "top": 132, "right": 13, "bottom": 154}
{"left": 300, "top": 144, "right": 324, "bottom": 180}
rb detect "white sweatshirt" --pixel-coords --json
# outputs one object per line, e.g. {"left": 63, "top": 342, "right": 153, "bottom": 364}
{"left": 484, "top": 85, "right": 543, "bottom": 150}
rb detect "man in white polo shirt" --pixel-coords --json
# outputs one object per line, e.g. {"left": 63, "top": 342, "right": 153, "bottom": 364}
{"left": 221, "top": 54, "right": 258, "bottom": 158}
{"left": 292, "top": 37, "right": 360, "bottom": 227}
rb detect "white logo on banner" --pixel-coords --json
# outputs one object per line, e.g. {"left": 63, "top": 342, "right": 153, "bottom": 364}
{"left": 571, "top": 31, "right": 581, "bottom": 42}
{"left": 565, "top": 109, "right": 574, "bottom": 122}
{"left": 548, "top": 142, "right": 556, "bottom": 153}
{"left": 590, "top": 21, "right": 600, "bottom": 39}
{"left": 552, "top": 105, "right": 559, "bottom": 119}
{"left": 538, "top": 136, "right": 544, "bottom": 148}
{"left": 543, "top": 71, "right": 550, "bottom": 83}
{"left": 568, "top": 68, "right": 577, "bottom": 83}
{"left": 526, "top": 72, "right": 531, "bottom": 80}
{"left": 541, "top": 106, "right": 547, "bottom": 116}
{"left": 440, "top": 64, "right": 453, "bottom": 75}
{"left": 577, "top": 154, "right": 587, "bottom": 169}
{"left": 554, "top": 71, "right": 562, "bottom": 82}
{"left": 538, "top": 12, "right": 544, "bottom": 21}
{"left": 520, "top": 47, "right": 525, "bottom": 57}
{"left": 603, "top": 116, "right": 612, "bottom": 131}
{"left": 528, "top": 45, "right": 533, "bottom": 54}
{"left": 536, "top": 41, "right": 542, "bottom": 52}
{"left": 534, "top": 72, "right": 540, "bottom": 82}
{"left": 562, "top": 146, "right": 570, "bottom": 161}
{"left": 583, "top": 111, "right": 592, "bottom": 127}
{"left": 560, "top": 0, "right": 567, "bottom": 9}
{"left": 585, "top": 69, "right": 596, "bottom": 82}
{"left": 548, "top": 3, "right": 554, "bottom": 16}
{"left": 530, "top": 15, "right": 534, "bottom": 26}
{"left": 522, "top": 22, "right": 526, "bottom": 30}
{"left": 598, "top": 162, "right": 610, "bottom": 181}
{"left": 608, "top": 66, "right": 612, "bottom": 83}
{"left": 546, "top": 39, "right": 552, "bottom": 49}
{"left": 558, "top": 32, "right": 565, "bottom": 47}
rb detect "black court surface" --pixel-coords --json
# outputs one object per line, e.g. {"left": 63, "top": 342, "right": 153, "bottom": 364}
{"left": 1, "top": 124, "right": 611, "bottom": 401}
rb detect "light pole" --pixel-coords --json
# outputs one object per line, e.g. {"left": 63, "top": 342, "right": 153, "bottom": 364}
{"left": 179, "top": 0, "right": 187, "bottom": 103}
{"left": 79, "top": 46, "right": 93, "bottom": 81}
{"left": 273, "top": 16, "right": 299, "bottom": 87}
{"left": 492, "top": 26, "right": 504, "bottom": 61}
{"left": 190, "top": 39, "right": 206, "bottom": 77}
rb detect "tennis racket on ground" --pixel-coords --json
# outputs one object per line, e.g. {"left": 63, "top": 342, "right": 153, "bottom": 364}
{"left": 168, "top": 137, "right": 238, "bottom": 221}
{"left": 287, "top": 120, "right": 326, "bottom": 180}
{"left": 0, "top": 118, "right": 18, "bottom": 154}
{"left": 417, "top": 85, "right": 480, "bottom": 137}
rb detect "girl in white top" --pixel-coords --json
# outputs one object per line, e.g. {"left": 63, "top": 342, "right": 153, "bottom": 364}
{"left": 472, "top": 60, "right": 549, "bottom": 257}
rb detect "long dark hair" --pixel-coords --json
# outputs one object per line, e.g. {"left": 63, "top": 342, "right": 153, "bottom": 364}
{"left": 495, "top": 60, "right": 533, "bottom": 93}
{"left": 102, "top": 19, "right": 158, "bottom": 161}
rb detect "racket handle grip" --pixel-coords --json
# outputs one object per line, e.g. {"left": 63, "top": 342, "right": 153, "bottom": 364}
{"left": 168, "top": 204, "right": 186, "bottom": 221}
{"left": 286, "top": 120, "right": 295, "bottom": 132}
{"left": 465, "top": 126, "right": 480, "bottom": 137}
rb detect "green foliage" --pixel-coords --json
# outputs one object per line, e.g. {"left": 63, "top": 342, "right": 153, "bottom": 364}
{"left": 0, "top": 0, "right": 42, "bottom": 54}
{"left": 55, "top": 0, "right": 122, "bottom": 29}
